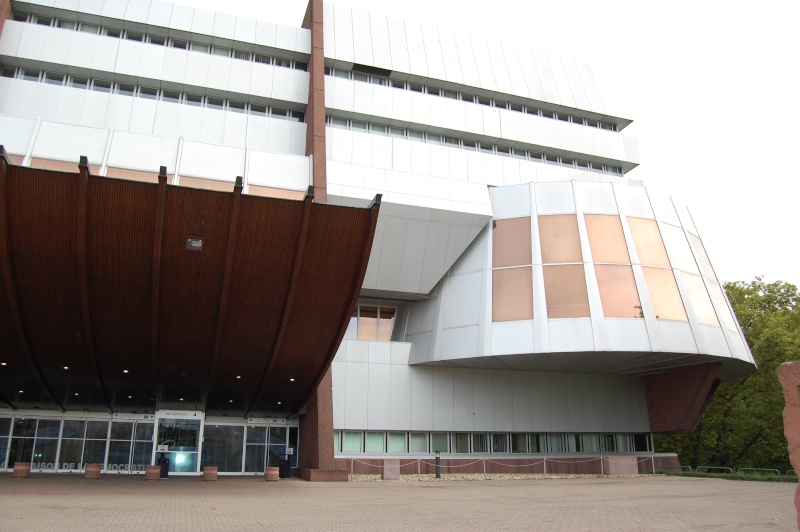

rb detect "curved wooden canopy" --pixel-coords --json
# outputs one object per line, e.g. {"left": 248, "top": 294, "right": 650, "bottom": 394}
{"left": 0, "top": 148, "right": 380, "bottom": 417}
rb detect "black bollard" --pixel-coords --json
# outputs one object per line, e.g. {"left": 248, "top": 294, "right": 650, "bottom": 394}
{"left": 435, "top": 450, "right": 441, "bottom": 479}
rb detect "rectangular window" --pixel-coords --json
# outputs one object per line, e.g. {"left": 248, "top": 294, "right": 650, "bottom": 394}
{"left": 0, "top": 66, "right": 15, "bottom": 78}
{"left": 442, "top": 89, "right": 458, "bottom": 99}
{"left": 228, "top": 100, "right": 246, "bottom": 113}
{"left": 530, "top": 434, "right": 545, "bottom": 453}
{"left": 511, "top": 148, "right": 526, "bottom": 160}
{"left": 408, "top": 130, "right": 424, "bottom": 141}
{"left": 566, "top": 434, "right": 582, "bottom": 452}
{"left": 541, "top": 109, "right": 555, "bottom": 119}
{"left": 191, "top": 42, "right": 210, "bottom": 53}
{"left": 478, "top": 142, "right": 494, "bottom": 154}
{"left": 451, "top": 433, "right": 470, "bottom": 453}
{"left": 409, "top": 433, "right": 428, "bottom": 453}
{"left": 408, "top": 83, "right": 423, "bottom": 93}
{"left": 509, "top": 103, "right": 524, "bottom": 113}
{"left": 431, "top": 433, "right": 449, "bottom": 453}
{"left": 426, "top": 86, "right": 441, "bottom": 97}
{"left": 149, "top": 35, "right": 166, "bottom": 46}
{"left": 582, "top": 434, "right": 600, "bottom": 453}
{"left": 233, "top": 50, "right": 251, "bottom": 61}
{"left": 68, "top": 76, "right": 89, "bottom": 89}
{"left": 600, "top": 121, "right": 617, "bottom": 131}
{"left": 92, "top": 80, "right": 113, "bottom": 93}
{"left": 274, "top": 58, "right": 291, "bottom": 68}
{"left": 538, "top": 214, "right": 582, "bottom": 264}
{"left": 462, "top": 139, "right": 476, "bottom": 150}
{"left": 472, "top": 434, "right": 489, "bottom": 453}
{"left": 250, "top": 103, "right": 267, "bottom": 116}
{"left": 206, "top": 97, "right": 225, "bottom": 110}
{"left": 595, "top": 265, "right": 642, "bottom": 318}
{"left": 493, "top": 217, "right": 532, "bottom": 268}
{"left": 496, "top": 146, "right": 511, "bottom": 157}
{"left": 603, "top": 434, "right": 616, "bottom": 452}
{"left": 461, "top": 93, "right": 476, "bottom": 103}
{"left": 389, "top": 127, "right": 405, "bottom": 138}
{"left": 544, "top": 154, "right": 559, "bottom": 166}
{"left": 125, "top": 31, "right": 144, "bottom": 42}
{"left": 330, "top": 117, "right": 348, "bottom": 129}
{"left": 138, "top": 86, "right": 159, "bottom": 100}
{"left": 584, "top": 214, "right": 630, "bottom": 264}
{"left": 161, "top": 90, "right": 181, "bottom": 104}
{"left": 494, "top": 100, "right": 508, "bottom": 109}
{"left": 12, "top": 12, "right": 28, "bottom": 22}
{"left": 43, "top": 72, "right": 64, "bottom": 86}
{"left": 357, "top": 306, "right": 379, "bottom": 341}
{"left": 79, "top": 23, "right": 99, "bottom": 34}
{"left": 56, "top": 20, "right": 76, "bottom": 30}
{"left": 426, "top": 133, "right": 442, "bottom": 144}
{"left": 342, "top": 432, "right": 362, "bottom": 453}
{"left": 561, "top": 158, "right": 575, "bottom": 168}
{"left": 571, "top": 117, "right": 586, "bottom": 126}
{"left": 116, "top": 83, "right": 135, "bottom": 97}
{"left": 171, "top": 39, "right": 188, "bottom": 50}
{"left": 548, "top": 434, "right": 565, "bottom": 452}
{"left": 184, "top": 94, "right": 203, "bottom": 107}
{"left": 589, "top": 163, "right": 604, "bottom": 174}
{"left": 390, "top": 79, "right": 405, "bottom": 89}
{"left": 526, "top": 107, "right": 540, "bottom": 116}
{"left": 492, "top": 434, "right": 508, "bottom": 453}
{"left": 370, "top": 75, "right": 388, "bottom": 85}
{"left": 528, "top": 152, "right": 543, "bottom": 162}
{"left": 333, "top": 431, "right": 341, "bottom": 453}
{"left": 633, "top": 434, "right": 650, "bottom": 452}
{"left": 370, "top": 124, "right": 387, "bottom": 136}
{"left": 576, "top": 160, "right": 590, "bottom": 171}
{"left": 254, "top": 54, "right": 271, "bottom": 65}
{"left": 542, "top": 264, "right": 590, "bottom": 318}
{"left": 34, "top": 16, "right": 53, "bottom": 26}
{"left": 378, "top": 307, "right": 396, "bottom": 341}
{"left": 212, "top": 46, "right": 230, "bottom": 57}
{"left": 21, "top": 69, "right": 41, "bottom": 82}
{"left": 511, "top": 434, "right": 528, "bottom": 453}
{"left": 477, "top": 96, "right": 491, "bottom": 106}
{"left": 445, "top": 137, "right": 460, "bottom": 147}
{"left": 352, "top": 72, "right": 369, "bottom": 83}
{"left": 642, "top": 267, "right": 687, "bottom": 321}
{"left": 682, "top": 273, "right": 720, "bottom": 326}
{"left": 270, "top": 107, "right": 288, "bottom": 119}
{"left": 365, "top": 432, "right": 384, "bottom": 453}
{"left": 628, "top": 217, "right": 671, "bottom": 268}
{"left": 351, "top": 120, "right": 368, "bottom": 131}
{"left": 387, "top": 433, "right": 406, "bottom": 453}
{"left": 492, "top": 267, "right": 533, "bottom": 322}
{"left": 294, "top": 61, "right": 308, "bottom": 71}
{"left": 105, "top": 28, "right": 122, "bottom": 38}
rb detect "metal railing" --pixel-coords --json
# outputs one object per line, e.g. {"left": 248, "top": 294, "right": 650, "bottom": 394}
{"left": 736, "top": 468, "right": 781, "bottom": 476}
{"left": 696, "top": 466, "right": 735, "bottom": 474}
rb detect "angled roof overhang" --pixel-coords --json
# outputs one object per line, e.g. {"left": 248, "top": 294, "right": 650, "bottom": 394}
{"left": 0, "top": 148, "right": 380, "bottom": 417}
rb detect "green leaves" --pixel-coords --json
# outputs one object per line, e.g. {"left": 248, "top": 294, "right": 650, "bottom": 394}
{"left": 655, "top": 278, "right": 800, "bottom": 471}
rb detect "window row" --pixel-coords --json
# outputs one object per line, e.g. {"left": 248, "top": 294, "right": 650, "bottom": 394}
{"left": 326, "top": 116, "right": 624, "bottom": 175}
{"left": 333, "top": 430, "right": 652, "bottom": 454}
{"left": 0, "top": 66, "right": 305, "bottom": 121}
{"left": 12, "top": 12, "right": 307, "bottom": 72}
{"left": 326, "top": 67, "right": 618, "bottom": 132}
{"left": 343, "top": 304, "right": 397, "bottom": 342}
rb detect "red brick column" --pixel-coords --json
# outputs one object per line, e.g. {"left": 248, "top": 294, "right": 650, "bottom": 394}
{"left": 0, "top": 0, "right": 13, "bottom": 34}
{"left": 302, "top": 0, "right": 327, "bottom": 203}
{"left": 298, "top": 367, "right": 347, "bottom": 481}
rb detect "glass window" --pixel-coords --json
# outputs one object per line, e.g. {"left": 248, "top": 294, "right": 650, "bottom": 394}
{"left": 511, "top": 434, "right": 527, "bottom": 453}
{"left": 528, "top": 152, "right": 543, "bottom": 162}
{"left": 233, "top": 50, "right": 251, "bottom": 61}
{"left": 687, "top": 233, "right": 717, "bottom": 281}
{"left": 542, "top": 265, "right": 590, "bottom": 318}
{"left": 371, "top": 124, "right": 388, "bottom": 136}
{"left": 682, "top": 273, "right": 719, "bottom": 326}
{"left": 294, "top": 61, "right": 307, "bottom": 71}
{"left": 139, "top": 86, "right": 159, "bottom": 100}
{"left": 212, "top": 46, "right": 230, "bottom": 57}
{"left": 116, "top": 83, "right": 135, "bottom": 97}
{"left": 387, "top": 433, "right": 406, "bottom": 453}
{"left": 69, "top": 76, "right": 89, "bottom": 89}
{"left": 250, "top": 103, "right": 267, "bottom": 116}
{"left": 408, "top": 83, "right": 423, "bottom": 93}
{"left": 105, "top": 28, "right": 122, "bottom": 38}
{"left": 477, "top": 96, "right": 491, "bottom": 106}
{"left": 442, "top": 89, "right": 458, "bottom": 99}
{"left": 201, "top": 425, "right": 244, "bottom": 472}
{"left": 1, "top": 66, "right": 15, "bottom": 78}
{"left": 426, "top": 133, "right": 442, "bottom": 144}
{"left": 493, "top": 217, "right": 532, "bottom": 268}
{"left": 409, "top": 433, "right": 428, "bottom": 453}
{"left": 538, "top": 214, "right": 582, "bottom": 264}
{"left": 184, "top": 93, "right": 203, "bottom": 107}
{"left": 274, "top": 58, "right": 291, "bottom": 68}
{"left": 21, "top": 69, "right": 41, "bottom": 82}
{"left": 333, "top": 431, "right": 341, "bottom": 453}
{"left": 595, "top": 265, "right": 641, "bottom": 318}
{"left": 389, "top": 127, "right": 405, "bottom": 138}
{"left": 79, "top": 23, "right": 99, "bottom": 34}
{"left": 642, "top": 267, "right": 687, "bottom": 321}
{"left": 86, "top": 420, "right": 109, "bottom": 439}
{"left": 584, "top": 215, "right": 630, "bottom": 264}
{"left": 365, "top": 432, "right": 384, "bottom": 453}
{"left": 471, "top": 434, "right": 489, "bottom": 453}
{"left": 431, "top": 433, "right": 449, "bottom": 453}
{"left": 149, "top": 35, "right": 166, "bottom": 46}
{"left": 496, "top": 146, "right": 511, "bottom": 157}
{"left": 92, "top": 80, "right": 113, "bottom": 93}
{"left": 352, "top": 72, "right": 369, "bottom": 83}
{"left": 571, "top": 117, "right": 586, "bottom": 126}
{"left": 600, "top": 121, "right": 616, "bottom": 131}
{"left": 660, "top": 223, "right": 699, "bottom": 273}
{"left": 329, "top": 117, "right": 348, "bottom": 129}
{"left": 509, "top": 103, "right": 524, "bottom": 113}
{"left": 707, "top": 281, "right": 737, "bottom": 331}
{"left": 462, "top": 139, "right": 476, "bottom": 150}
{"left": 34, "top": 16, "right": 53, "bottom": 26}
{"left": 191, "top": 42, "right": 209, "bottom": 53}
{"left": 56, "top": 20, "right": 76, "bottom": 30}
{"left": 357, "top": 306, "right": 378, "bottom": 341}
{"left": 171, "top": 39, "right": 188, "bottom": 49}
{"left": 161, "top": 90, "right": 181, "bottom": 104}
{"left": 566, "top": 434, "right": 582, "bottom": 452}
{"left": 492, "top": 434, "right": 508, "bottom": 453}
{"left": 391, "top": 80, "right": 405, "bottom": 89}
{"left": 633, "top": 434, "right": 650, "bottom": 452}
{"left": 460, "top": 94, "right": 475, "bottom": 103}
{"left": 207, "top": 97, "right": 225, "bottom": 110}
{"left": 445, "top": 136, "right": 459, "bottom": 147}
{"left": 351, "top": 120, "right": 368, "bottom": 131}
{"left": 628, "top": 217, "right": 671, "bottom": 268}
{"left": 125, "top": 31, "right": 144, "bottom": 42}
{"left": 511, "top": 148, "right": 526, "bottom": 160}
{"left": 530, "top": 434, "right": 545, "bottom": 453}
{"left": 342, "top": 432, "right": 362, "bottom": 453}
{"left": 589, "top": 163, "right": 604, "bottom": 174}
{"left": 561, "top": 158, "right": 575, "bottom": 168}
{"left": 451, "top": 433, "right": 470, "bottom": 453}
{"left": 12, "top": 12, "right": 28, "bottom": 22}
{"left": 526, "top": 107, "right": 540, "bottom": 116}
{"left": 544, "top": 154, "right": 559, "bottom": 166}
{"left": 492, "top": 267, "right": 533, "bottom": 322}
{"left": 43, "top": 72, "right": 64, "bottom": 86}
{"left": 370, "top": 75, "right": 388, "bottom": 85}
{"left": 576, "top": 160, "right": 590, "bottom": 171}
{"left": 478, "top": 142, "right": 493, "bottom": 154}
{"left": 616, "top": 434, "right": 631, "bottom": 452}
{"left": 254, "top": 54, "right": 271, "bottom": 65}
{"left": 408, "top": 130, "right": 424, "bottom": 141}
{"left": 582, "top": 434, "right": 600, "bottom": 453}
{"left": 548, "top": 434, "right": 565, "bottom": 452}
{"left": 110, "top": 421, "right": 133, "bottom": 440}
{"left": 228, "top": 100, "right": 246, "bottom": 113}
{"left": 378, "top": 307, "right": 396, "bottom": 341}
{"left": 541, "top": 109, "right": 555, "bottom": 119}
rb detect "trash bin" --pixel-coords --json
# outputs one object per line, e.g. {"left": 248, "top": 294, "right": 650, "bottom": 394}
{"left": 158, "top": 456, "right": 170, "bottom": 479}
{"left": 279, "top": 459, "right": 291, "bottom": 479}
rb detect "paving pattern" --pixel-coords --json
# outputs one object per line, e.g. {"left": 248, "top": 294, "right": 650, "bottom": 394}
{"left": 0, "top": 473, "right": 796, "bottom": 531}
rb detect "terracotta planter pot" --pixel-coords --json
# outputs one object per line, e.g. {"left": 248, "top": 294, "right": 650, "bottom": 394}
{"left": 145, "top": 465, "right": 161, "bottom": 480}
{"left": 203, "top": 466, "right": 218, "bottom": 481}
{"left": 84, "top": 463, "right": 101, "bottom": 479}
{"left": 264, "top": 467, "right": 279, "bottom": 481}
{"left": 13, "top": 462, "right": 31, "bottom": 478}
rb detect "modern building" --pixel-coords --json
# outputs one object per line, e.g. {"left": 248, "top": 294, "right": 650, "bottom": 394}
{"left": 0, "top": 0, "right": 754, "bottom": 479}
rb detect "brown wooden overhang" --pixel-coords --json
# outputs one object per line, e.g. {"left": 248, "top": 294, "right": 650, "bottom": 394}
{"left": 0, "top": 148, "right": 380, "bottom": 417}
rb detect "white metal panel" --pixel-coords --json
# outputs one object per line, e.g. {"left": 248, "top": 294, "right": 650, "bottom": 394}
{"left": 562, "top": 57, "right": 591, "bottom": 111}
{"left": 332, "top": 4, "right": 355, "bottom": 66}
{"left": 376, "top": 215, "right": 407, "bottom": 291}
{"left": 442, "top": 324, "right": 480, "bottom": 360}
{"left": 145, "top": 0, "right": 172, "bottom": 32}
{"left": 391, "top": 139, "right": 411, "bottom": 173}
{"left": 534, "top": 181, "right": 576, "bottom": 214}
{"left": 485, "top": 37, "right": 513, "bottom": 95}
{"left": 0, "top": 20, "right": 23, "bottom": 58}
{"left": 472, "top": 370, "right": 494, "bottom": 431}
{"left": 606, "top": 319, "right": 652, "bottom": 352}
{"left": 661, "top": 223, "right": 699, "bottom": 274}
{"left": 107, "top": 130, "right": 179, "bottom": 173}
{"left": 372, "top": 83, "right": 392, "bottom": 119}
{"left": 429, "top": 144, "right": 449, "bottom": 179}
{"left": 247, "top": 150, "right": 309, "bottom": 190}
{"left": 410, "top": 142, "right": 430, "bottom": 176}
{"left": 430, "top": 367, "right": 454, "bottom": 430}
{"left": 331, "top": 360, "right": 346, "bottom": 428}
{"left": 452, "top": 369, "right": 474, "bottom": 430}
{"left": 491, "top": 321, "right": 534, "bottom": 356}
{"left": 575, "top": 60, "right": 605, "bottom": 114}
{"left": 464, "top": 102, "right": 483, "bottom": 135}
{"left": 275, "top": 25, "right": 296, "bottom": 55}
{"left": 322, "top": 1, "right": 335, "bottom": 57}
{"left": 221, "top": 111, "right": 247, "bottom": 147}
{"left": 151, "top": 100, "right": 180, "bottom": 138}
{"left": 159, "top": 46, "right": 187, "bottom": 88}
{"left": 114, "top": 39, "right": 143, "bottom": 81}
{"left": 614, "top": 183, "right": 654, "bottom": 219}
{"left": 484, "top": 156, "right": 503, "bottom": 186}
{"left": 410, "top": 366, "right": 434, "bottom": 429}
{"left": 581, "top": 376, "right": 606, "bottom": 432}
{"left": 451, "top": 30, "right": 479, "bottom": 88}
{"left": 32, "top": 121, "right": 107, "bottom": 164}
{"left": 138, "top": 40, "right": 166, "bottom": 82}
{"left": 121, "top": 0, "right": 149, "bottom": 30}
{"left": 466, "top": 151, "right": 486, "bottom": 184}
{"left": 614, "top": 376, "right": 640, "bottom": 432}
{"left": 529, "top": 372, "right": 551, "bottom": 430}
{"left": 657, "top": 319, "right": 699, "bottom": 354}
{"left": 547, "top": 373, "right": 571, "bottom": 432}
{"left": 576, "top": 181, "right": 617, "bottom": 214}
{"left": 517, "top": 46, "right": 545, "bottom": 101}
{"left": 227, "top": 59, "right": 253, "bottom": 96}
{"left": 548, "top": 318, "right": 594, "bottom": 352}
{"left": 345, "top": 340, "right": 368, "bottom": 363}
{"left": 448, "top": 148, "right": 468, "bottom": 181}
{"left": 198, "top": 107, "right": 224, "bottom": 144}
{"left": 270, "top": 66, "right": 296, "bottom": 103}
{"left": 436, "top": 27, "right": 462, "bottom": 85}
{"left": 167, "top": 3, "right": 193, "bottom": 38}
{"left": 697, "top": 324, "right": 731, "bottom": 358}
{"left": 266, "top": 117, "right": 292, "bottom": 154}
{"left": 510, "top": 372, "right": 533, "bottom": 431}
{"left": 482, "top": 106, "right": 501, "bottom": 138}
{"left": 369, "top": 12, "right": 392, "bottom": 70}
{"left": 419, "top": 221, "right": 450, "bottom": 291}
{"left": 566, "top": 374, "right": 588, "bottom": 432}
{"left": 352, "top": 81, "right": 373, "bottom": 117}
{"left": 232, "top": 16, "right": 256, "bottom": 48}
{"left": 183, "top": 47, "right": 210, "bottom": 88}
{"left": 389, "top": 364, "right": 412, "bottom": 429}
{"left": 103, "top": 94, "right": 132, "bottom": 131}
{"left": 421, "top": 23, "right": 446, "bottom": 82}
{"left": 254, "top": 19, "right": 277, "bottom": 51}
{"left": 490, "top": 182, "right": 530, "bottom": 219}
{"left": 470, "top": 34, "right": 496, "bottom": 91}
{"left": 404, "top": 20, "right": 427, "bottom": 78}
{"left": 0, "top": 114, "right": 36, "bottom": 155}
{"left": 351, "top": 7, "right": 373, "bottom": 66}
{"left": 397, "top": 218, "right": 428, "bottom": 293}
{"left": 546, "top": 53, "right": 575, "bottom": 108}
{"left": 190, "top": 8, "right": 214, "bottom": 39}
{"left": 531, "top": 51, "right": 560, "bottom": 104}
{"left": 344, "top": 362, "right": 369, "bottom": 429}
{"left": 179, "top": 140, "right": 244, "bottom": 181}
{"left": 175, "top": 103, "right": 203, "bottom": 142}
{"left": 332, "top": 76, "right": 354, "bottom": 112}
{"left": 212, "top": 12, "right": 236, "bottom": 44}
{"left": 40, "top": 26, "right": 73, "bottom": 69}
{"left": 16, "top": 23, "right": 47, "bottom": 65}
{"left": 100, "top": 0, "right": 128, "bottom": 26}
{"left": 367, "top": 363, "right": 391, "bottom": 430}
{"left": 371, "top": 134, "right": 392, "bottom": 169}
{"left": 386, "top": 16, "right": 409, "bottom": 74}
{"left": 76, "top": 0, "right": 103, "bottom": 22}
{"left": 27, "top": 82, "right": 59, "bottom": 121}
{"left": 502, "top": 41, "right": 529, "bottom": 98}
{"left": 349, "top": 132, "right": 372, "bottom": 168}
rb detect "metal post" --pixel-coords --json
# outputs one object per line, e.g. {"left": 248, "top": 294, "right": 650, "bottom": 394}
{"left": 600, "top": 456, "right": 604, "bottom": 476}
{"left": 417, "top": 458, "right": 420, "bottom": 480}
{"left": 435, "top": 450, "right": 441, "bottom": 479}
{"left": 651, "top": 455, "right": 656, "bottom": 475}
{"left": 543, "top": 457, "right": 547, "bottom": 476}
{"left": 483, "top": 459, "right": 486, "bottom": 479}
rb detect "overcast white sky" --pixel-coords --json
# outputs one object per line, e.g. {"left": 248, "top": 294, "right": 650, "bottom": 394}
{"left": 173, "top": 0, "right": 800, "bottom": 286}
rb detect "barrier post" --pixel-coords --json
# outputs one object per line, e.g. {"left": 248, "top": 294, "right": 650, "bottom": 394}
{"left": 483, "top": 459, "right": 486, "bottom": 479}
{"left": 543, "top": 457, "right": 547, "bottom": 476}
{"left": 417, "top": 458, "right": 420, "bottom": 480}
{"left": 600, "top": 456, "right": 604, "bottom": 476}
{"left": 435, "top": 451, "right": 441, "bottom": 479}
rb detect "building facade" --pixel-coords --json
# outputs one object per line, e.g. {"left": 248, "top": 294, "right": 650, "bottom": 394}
{"left": 0, "top": 0, "right": 754, "bottom": 477}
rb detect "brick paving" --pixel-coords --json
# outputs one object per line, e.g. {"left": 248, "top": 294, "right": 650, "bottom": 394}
{"left": 0, "top": 473, "right": 795, "bottom": 531}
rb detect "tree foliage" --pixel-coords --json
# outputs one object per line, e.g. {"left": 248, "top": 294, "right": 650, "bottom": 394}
{"left": 654, "top": 278, "right": 800, "bottom": 471}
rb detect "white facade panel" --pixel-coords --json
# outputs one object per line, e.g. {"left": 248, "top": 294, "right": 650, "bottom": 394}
{"left": 517, "top": 47, "right": 546, "bottom": 102}
{"left": 367, "top": 363, "right": 391, "bottom": 430}
{"left": 351, "top": 8, "right": 373, "bottom": 66}
{"left": 502, "top": 42, "right": 529, "bottom": 99}
{"left": 31, "top": 121, "right": 106, "bottom": 164}
{"left": 531, "top": 51, "right": 560, "bottom": 104}
{"left": 420, "top": 23, "right": 446, "bottom": 83}
{"left": 386, "top": 16, "right": 409, "bottom": 74}
{"left": 403, "top": 20, "right": 427, "bottom": 78}
{"left": 491, "top": 321, "right": 534, "bottom": 356}
{"left": 344, "top": 362, "right": 369, "bottom": 429}
{"left": 534, "top": 181, "right": 576, "bottom": 215}
{"left": 485, "top": 38, "right": 513, "bottom": 95}
{"left": 106, "top": 130, "right": 179, "bottom": 173}
{"left": 332, "top": 4, "right": 355, "bottom": 66}
{"left": 470, "top": 34, "right": 496, "bottom": 91}
{"left": 178, "top": 140, "right": 244, "bottom": 181}
{"left": 389, "top": 364, "right": 413, "bottom": 429}
{"left": 369, "top": 12, "right": 392, "bottom": 71}
{"left": 431, "top": 367, "right": 454, "bottom": 431}
{"left": 548, "top": 319, "right": 594, "bottom": 352}
{"left": 576, "top": 181, "right": 617, "bottom": 214}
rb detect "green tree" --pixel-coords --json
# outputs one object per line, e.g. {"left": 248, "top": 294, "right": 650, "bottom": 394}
{"left": 655, "top": 278, "right": 800, "bottom": 471}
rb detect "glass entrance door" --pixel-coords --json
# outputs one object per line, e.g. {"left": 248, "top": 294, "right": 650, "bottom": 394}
{"left": 155, "top": 418, "right": 201, "bottom": 473}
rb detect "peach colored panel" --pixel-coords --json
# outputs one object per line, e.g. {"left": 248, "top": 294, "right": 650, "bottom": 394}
{"left": 642, "top": 267, "right": 687, "bottom": 321}
{"left": 247, "top": 185, "right": 305, "bottom": 201}
{"left": 538, "top": 214, "right": 582, "bottom": 264}
{"left": 585, "top": 214, "right": 630, "bottom": 264}
{"left": 492, "top": 267, "right": 533, "bottom": 322}
{"left": 358, "top": 306, "right": 379, "bottom": 341}
{"left": 542, "top": 264, "right": 590, "bottom": 318}
{"left": 105, "top": 167, "right": 160, "bottom": 183}
{"left": 628, "top": 217, "right": 671, "bottom": 268}
{"left": 682, "top": 273, "right": 719, "bottom": 326}
{"left": 179, "top": 176, "right": 235, "bottom": 192}
{"left": 379, "top": 307, "right": 396, "bottom": 341}
{"left": 595, "top": 264, "right": 641, "bottom": 318}
{"left": 492, "top": 217, "right": 532, "bottom": 267}
{"left": 9, "top": 155, "right": 23, "bottom": 165}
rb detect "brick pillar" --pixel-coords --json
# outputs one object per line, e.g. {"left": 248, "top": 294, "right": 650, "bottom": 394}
{"left": 0, "top": 0, "right": 13, "bottom": 34}
{"left": 297, "top": 367, "right": 347, "bottom": 481}
{"left": 301, "top": 0, "right": 327, "bottom": 203}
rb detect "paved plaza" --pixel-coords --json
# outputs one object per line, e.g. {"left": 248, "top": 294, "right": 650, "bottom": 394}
{"left": 0, "top": 473, "right": 796, "bottom": 531}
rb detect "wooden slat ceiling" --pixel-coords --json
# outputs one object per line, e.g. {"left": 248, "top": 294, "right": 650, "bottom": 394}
{"left": 0, "top": 150, "right": 380, "bottom": 417}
